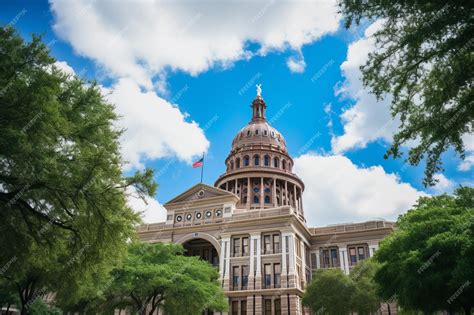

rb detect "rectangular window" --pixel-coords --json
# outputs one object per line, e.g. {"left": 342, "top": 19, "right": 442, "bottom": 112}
{"left": 233, "top": 238, "right": 240, "bottom": 257}
{"left": 233, "top": 266, "right": 240, "bottom": 290}
{"left": 331, "top": 248, "right": 339, "bottom": 267}
{"left": 311, "top": 253, "right": 317, "bottom": 270}
{"left": 273, "top": 234, "right": 280, "bottom": 253}
{"left": 241, "top": 265, "right": 249, "bottom": 289}
{"left": 241, "top": 300, "right": 247, "bottom": 315}
{"left": 264, "top": 264, "right": 272, "bottom": 288}
{"left": 358, "top": 246, "right": 366, "bottom": 261}
{"left": 296, "top": 237, "right": 301, "bottom": 257}
{"left": 264, "top": 300, "right": 272, "bottom": 315}
{"left": 274, "top": 263, "right": 281, "bottom": 288}
{"left": 322, "top": 249, "right": 330, "bottom": 268}
{"left": 232, "top": 301, "right": 238, "bottom": 315}
{"left": 263, "top": 235, "right": 271, "bottom": 254}
{"left": 349, "top": 247, "right": 357, "bottom": 265}
{"left": 274, "top": 299, "right": 281, "bottom": 315}
{"left": 242, "top": 237, "right": 249, "bottom": 256}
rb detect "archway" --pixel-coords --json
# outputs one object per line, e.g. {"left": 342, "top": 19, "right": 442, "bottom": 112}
{"left": 182, "top": 238, "right": 219, "bottom": 267}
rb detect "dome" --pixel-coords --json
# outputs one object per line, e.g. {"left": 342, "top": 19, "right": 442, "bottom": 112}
{"left": 231, "top": 121, "right": 287, "bottom": 152}
{"left": 230, "top": 95, "right": 287, "bottom": 153}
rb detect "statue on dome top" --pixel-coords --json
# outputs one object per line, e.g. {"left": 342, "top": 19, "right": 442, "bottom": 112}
{"left": 256, "top": 84, "right": 262, "bottom": 97}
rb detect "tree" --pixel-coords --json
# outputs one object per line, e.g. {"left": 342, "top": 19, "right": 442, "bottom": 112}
{"left": 0, "top": 27, "right": 156, "bottom": 313}
{"left": 105, "top": 242, "right": 227, "bottom": 315}
{"left": 338, "top": 0, "right": 473, "bottom": 186}
{"left": 349, "top": 259, "right": 382, "bottom": 315}
{"left": 303, "top": 268, "right": 354, "bottom": 315}
{"left": 374, "top": 187, "right": 474, "bottom": 314}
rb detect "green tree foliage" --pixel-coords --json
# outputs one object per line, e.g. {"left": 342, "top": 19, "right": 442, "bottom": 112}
{"left": 28, "top": 300, "right": 61, "bottom": 315}
{"left": 0, "top": 27, "right": 156, "bottom": 313}
{"left": 338, "top": 0, "right": 474, "bottom": 186}
{"left": 350, "top": 259, "right": 382, "bottom": 315}
{"left": 302, "top": 268, "right": 354, "bottom": 314}
{"left": 375, "top": 187, "right": 474, "bottom": 314}
{"left": 104, "top": 242, "right": 227, "bottom": 315}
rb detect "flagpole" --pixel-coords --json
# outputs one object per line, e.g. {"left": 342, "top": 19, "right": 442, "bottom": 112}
{"left": 200, "top": 152, "right": 205, "bottom": 183}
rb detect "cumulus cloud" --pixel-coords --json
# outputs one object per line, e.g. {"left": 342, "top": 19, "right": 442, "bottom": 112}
{"left": 127, "top": 187, "right": 167, "bottom": 223}
{"left": 331, "top": 20, "right": 398, "bottom": 154}
{"left": 430, "top": 174, "right": 455, "bottom": 194}
{"left": 459, "top": 134, "right": 474, "bottom": 171}
{"left": 287, "top": 55, "right": 306, "bottom": 73}
{"left": 294, "top": 153, "right": 426, "bottom": 226}
{"left": 54, "top": 60, "right": 75, "bottom": 76}
{"left": 103, "top": 78, "right": 210, "bottom": 170}
{"left": 50, "top": 0, "right": 340, "bottom": 85}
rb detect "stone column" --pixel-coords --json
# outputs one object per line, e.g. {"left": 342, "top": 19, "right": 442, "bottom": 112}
{"left": 288, "top": 295, "right": 301, "bottom": 315}
{"left": 284, "top": 181, "right": 288, "bottom": 206}
{"left": 281, "top": 233, "right": 287, "bottom": 288}
{"left": 281, "top": 294, "right": 289, "bottom": 315}
{"left": 315, "top": 250, "right": 321, "bottom": 269}
{"left": 235, "top": 179, "right": 238, "bottom": 195}
{"left": 368, "top": 243, "right": 379, "bottom": 257}
{"left": 252, "top": 234, "right": 262, "bottom": 289}
{"left": 221, "top": 237, "right": 231, "bottom": 290}
{"left": 272, "top": 177, "right": 277, "bottom": 207}
{"left": 249, "top": 234, "right": 255, "bottom": 290}
{"left": 283, "top": 232, "right": 296, "bottom": 287}
{"left": 293, "top": 184, "right": 297, "bottom": 210}
{"left": 300, "top": 242, "right": 307, "bottom": 288}
{"left": 339, "top": 247, "right": 349, "bottom": 275}
{"left": 247, "top": 177, "right": 250, "bottom": 209}
{"left": 254, "top": 295, "right": 263, "bottom": 315}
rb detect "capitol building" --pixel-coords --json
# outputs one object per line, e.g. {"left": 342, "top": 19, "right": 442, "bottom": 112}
{"left": 137, "top": 91, "right": 395, "bottom": 315}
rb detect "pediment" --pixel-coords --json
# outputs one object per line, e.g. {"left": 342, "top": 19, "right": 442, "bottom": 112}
{"left": 164, "top": 183, "right": 238, "bottom": 206}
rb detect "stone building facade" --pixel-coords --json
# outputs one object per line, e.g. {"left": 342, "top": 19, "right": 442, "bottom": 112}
{"left": 137, "top": 93, "right": 395, "bottom": 315}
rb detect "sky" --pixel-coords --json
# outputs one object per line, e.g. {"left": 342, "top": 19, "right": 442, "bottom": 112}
{"left": 2, "top": 0, "right": 472, "bottom": 227}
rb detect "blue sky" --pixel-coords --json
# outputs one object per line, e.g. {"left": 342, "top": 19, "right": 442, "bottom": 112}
{"left": 2, "top": 0, "right": 472, "bottom": 226}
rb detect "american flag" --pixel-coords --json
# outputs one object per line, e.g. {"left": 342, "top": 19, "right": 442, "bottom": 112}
{"left": 192, "top": 157, "right": 204, "bottom": 168}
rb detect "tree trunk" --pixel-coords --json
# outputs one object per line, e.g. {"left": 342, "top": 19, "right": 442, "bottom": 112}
{"left": 387, "top": 303, "right": 391, "bottom": 315}
{"left": 463, "top": 305, "right": 471, "bottom": 315}
{"left": 6, "top": 303, "right": 11, "bottom": 315}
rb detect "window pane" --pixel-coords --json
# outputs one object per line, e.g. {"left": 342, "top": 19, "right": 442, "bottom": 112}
{"left": 265, "top": 300, "right": 272, "bottom": 315}
{"left": 264, "top": 235, "right": 271, "bottom": 253}
{"left": 242, "top": 237, "right": 249, "bottom": 255}
{"left": 242, "top": 265, "right": 249, "bottom": 289}
{"left": 232, "top": 301, "right": 238, "bottom": 315}
{"left": 274, "top": 263, "right": 281, "bottom": 288}
{"left": 274, "top": 299, "right": 281, "bottom": 315}
{"left": 233, "top": 266, "right": 240, "bottom": 290}
{"left": 273, "top": 234, "right": 280, "bottom": 253}
{"left": 358, "top": 247, "right": 365, "bottom": 260}
{"left": 349, "top": 247, "right": 357, "bottom": 264}
{"left": 331, "top": 248, "right": 338, "bottom": 267}
{"left": 241, "top": 301, "right": 247, "bottom": 315}
{"left": 264, "top": 264, "right": 271, "bottom": 288}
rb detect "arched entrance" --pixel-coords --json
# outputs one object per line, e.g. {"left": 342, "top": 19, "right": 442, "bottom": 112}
{"left": 179, "top": 235, "right": 222, "bottom": 315}
{"left": 182, "top": 238, "right": 219, "bottom": 268}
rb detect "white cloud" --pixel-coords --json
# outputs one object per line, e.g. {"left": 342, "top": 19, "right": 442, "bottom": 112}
{"left": 103, "top": 78, "right": 209, "bottom": 170}
{"left": 54, "top": 60, "right": 75, "bottom": 76}
{"left": 294, "top": 153, "right": 426, "bottom": 226}
{"left": 331, "top": 20, "right": 399, "bottom": 154}
{"left": 50, "top": 0, "right": 340, "bottom": 85}
{"left": 287, "top": 55, "right": 306, "bottom": 73}
{"left": 430, "top": 174, "right": 455, "bottom": 194}
{"left": 127, "top": 187, "right": 167, "bottom": 223}
{"left": 459, "top": 134, "right": 474, "bottom": 171}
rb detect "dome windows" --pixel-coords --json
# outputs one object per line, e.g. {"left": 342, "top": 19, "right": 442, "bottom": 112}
{"left": 243, "top": 156, "right": 250, "bottom": 166}
{"left": 255, "top": 129, "right": 259, "bottom": 135}
{"left": 264, "top": 155, "right": 270, "bottom": 166}
{"left": 236, "top": 158, "right": 241, "bottom": 168}
{"left": 282, "top": 159, "right": 287, "bottom": 170}
{"left": 254, "top": 154, "right": 260, "bottom": 166}
{"left": 273, "top": 157, "right": 280, "bottom": 168}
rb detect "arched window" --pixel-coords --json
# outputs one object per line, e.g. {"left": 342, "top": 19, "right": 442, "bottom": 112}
{"left": 264, "top": 196, "right": 271, "bottom": 204}
{"left": 253, "top": 196, "right": 259, "bottom": 204}
{"left": 230, "top": 161, "right": 234, "bottom": 170}
{"left": 243, "top": 156, "right": 250, "bottom": 166}
{"left": 254, "top": 155, "right": 260, "bottom": 166}
{"left": 255, "top": 129, "right": 259, "bottom": 135}
{"left": 273, "top": 157, "right": 280, "bottom": 168}
{"left": 264, "top": 155, "right": 270, "bottom": 166}
{"left": 282, "top": 159, "right": 286, "bottom": 170}
{"left": 236, "top": 158, "right": 241, "bottom": 168}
